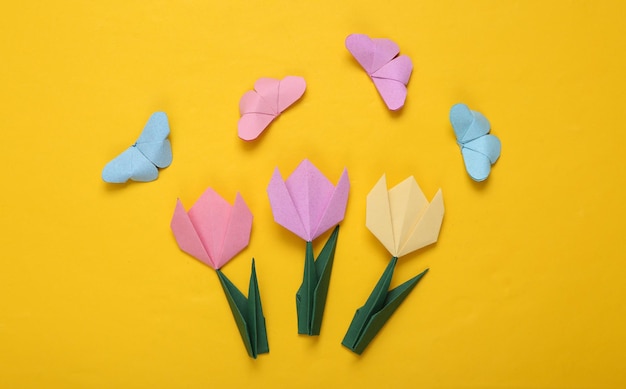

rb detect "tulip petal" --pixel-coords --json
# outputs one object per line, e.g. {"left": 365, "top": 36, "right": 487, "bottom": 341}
{"left": 188, "top": 188, "right": 231, "bottom": 266}
{"left": 285, "top": 159, "right": 335, "bottom": 241}
{"left": 366, "top": 175, "right": 397, "bottom": 256}
{"left": 216, "top": 193, "right": 253, "bottom": 269}
{"left": 312, "top": 168, "right": 350, "bottom": 241}
{"left": 170, "top": 199, "right": 214, "bottom": 268}
{"left": 388, "top": 176, "right": 428, "bottom": 254}
{"left": 267, "top": 168, "right": 308, "bottom": 240}
{"left": 397, "top": 189, "right": 445, "bottom": 257}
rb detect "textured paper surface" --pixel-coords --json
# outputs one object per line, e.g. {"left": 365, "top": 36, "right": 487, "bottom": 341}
{"left": 102, "top": 112, "right": 172, "bottom": 183}
{"left": 238, "top": 76, "right": 306, "bottom": 141}
{"left": 171, "top": 188, "right": 253, "bottom": 269}
{"left": 450, "top": 103, "right": 502, "bottom": 182}
{"left": 345, "top": 34, "right": 413, "bottom": 110}
{"left": 267, "top": 159, "right": 349, "bottom": 242}
{"left": 342, "top": 257, "right": 428, "bottom": 354}
{"left": 366, "top": 175, "right": 444, "bottom": 258}
{"left": 296, "top": 226, "right": 339, "bottom": 335}
{"left": 4, "top": 1, "right": 626, "bottom": 387}
{"left": 217, "top": 259, "right": 269, "bottom": 358}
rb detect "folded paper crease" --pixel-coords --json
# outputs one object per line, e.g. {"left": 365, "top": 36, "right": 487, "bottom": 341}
{"left": 267, "top": 159, "right": 349, "bottom": 242}
{"left": 296, "top": 226, "right": 340, "bottom": 335}
{"left": 238, "top": 76, "right": 306, "bottom": 141}
{"left": 171, "top": 188, "right": 252, "bottom": 270}
{"left": 366, "top": 175, "right": 444, "bottom": 258}
{"left": 450, "top": 103, "right": 502, "bottom": 182}
{"left": 217, "top": 259, "right": 269, "bottom": 358}
{"left": 102, "top": 111, "right": 172, "bottom": 183}
{"left": 345, "top": 34, "right": 413, "bottom": 110}
{"left": 342, "top": 257, "right": 428, "bottom": 355}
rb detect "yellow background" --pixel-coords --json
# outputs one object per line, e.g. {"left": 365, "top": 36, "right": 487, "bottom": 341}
{"left": 1, "top": 0, "right": 625, "bottom": 387}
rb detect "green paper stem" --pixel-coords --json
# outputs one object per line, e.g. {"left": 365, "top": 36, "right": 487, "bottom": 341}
{"left": 217, "top": 258, "right": 269, "bottom": 358}
{"left": 342, "top": 257, "right": 428, "bottom": 355}
{"left": 296, "top": 225, "right": 340, "bottom": 335}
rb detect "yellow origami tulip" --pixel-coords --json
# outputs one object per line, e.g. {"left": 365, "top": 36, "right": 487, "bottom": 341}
{"left": 366, "top": 174, "right": 444, "bottom": 258}
{"left": 343, "top": 175, "right": 445, "bottom": 355}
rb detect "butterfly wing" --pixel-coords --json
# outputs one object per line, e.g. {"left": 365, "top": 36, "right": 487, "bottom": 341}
{"left": 238, "top": 77, "right": 306, "bottom": 141}
{"left": 102, "top": 146, "right": 159, "bottom": 183}
{"left": 135, "top": 112, "right": 172, "bottom": 168}
{"left": 238, "top": 87, "right": 280, "bottom": 141}
{"left": 346, "top": 34, "right": 411, "bottom": 110}
{"left": 450, "top": 103, "right": 474, "bottom": 142}
{"left": 371, "top": 55, "right": 413, "bottom": 110}
{"left": 461, "top": 135, "right": 501, "bottom": 182}
{"left": 450, "top": 103, "right": 491, "bottom": 143}
{"left": 465, "top": 135, "right": 501, "bottom": 164}
{"left": 345, "top": 34, "right": 401, "bottom": 75}
{"left": 277, "top": 76, "right": 306, "bottom": 112}
{"left": 251, "top": 78, "right": 281, "bottom": 113}
{"left": 238, "top": 113, "right": 277, "bottom": 141}
{"left": 450, "top": 103, "right": 500, "bottom": 181}
{"left": 460, "top": 148, "right": 492, "bottom": 182}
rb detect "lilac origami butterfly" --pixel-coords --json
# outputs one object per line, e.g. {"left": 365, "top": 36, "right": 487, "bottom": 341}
{"left": 345, "top": 33, "right": 413, "bottom": 111}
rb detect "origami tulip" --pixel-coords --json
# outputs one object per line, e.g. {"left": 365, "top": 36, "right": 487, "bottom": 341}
{"left": 267, "top": 159, "right": 350, "bottom": 335}
{"left": 267, "top": 159, "right": 350, "bottom": 242}
{"left": 366, "top": 175, "right": 444, "bottom": 258}
{"left": 170, "top": 188, "right": 268, "bottom": 358}
{"left": 171, "top": 188, "right": 252, "bottom": 270}
{"left": 342, "top": 175, "right": 444, "bottom": 355}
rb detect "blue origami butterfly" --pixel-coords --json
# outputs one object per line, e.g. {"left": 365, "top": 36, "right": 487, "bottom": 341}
{"left": 102, "top": 112, "right": 172, "bottom": 183}
{"left": 449, "top": 103, "right": 501, "bottom": 182}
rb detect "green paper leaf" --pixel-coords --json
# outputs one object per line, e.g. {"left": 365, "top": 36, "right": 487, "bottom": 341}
{"left": 342, "top": 257, "right": 428, "bottom": 355}
{"left": 217, "top": 258, "right": 269, "bottom": 358}
{"left": 296, "top": 240, "right": 316, "bottom": 334}
{"left": 296, "top": 225, "right": 340, "bottom": 335}
{"left": 248, "top": 259, "right": 269, "bottom": 355}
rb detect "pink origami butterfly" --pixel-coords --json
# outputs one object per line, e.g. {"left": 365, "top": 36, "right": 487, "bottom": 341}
{"left": 345, "top": 34, "right": 413, "bottom": 111}
{"left": 238, "top": 76, "right": 306, "bottom": 141}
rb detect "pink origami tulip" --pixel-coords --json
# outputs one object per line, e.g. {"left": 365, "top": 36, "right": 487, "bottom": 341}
{"left": 170, "top": 188, "right": 253, "bottom": 270}
{"left": 170, "top": 188, "right": 268, "bottom": 358}
{"left": 267, "top": 159, "right": 350, "bottom": 242}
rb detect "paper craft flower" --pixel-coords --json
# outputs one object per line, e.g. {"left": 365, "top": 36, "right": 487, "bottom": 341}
{"left": 342, "top": 175, "right": 444, "bottom": 355}
{"left": 366, "top": 174, "right": 444, "bottom": 258}
{"left": 267, "top": 159, "right": 350, "bottom": 336}
{"left": 267, "top": 159, "right": 350, "bottom": 242}
{"left": 171, "top": 188, "right": 253, "bottom": 270}
{"left": 170, "top": 188, "right": 268, "bottom": 359}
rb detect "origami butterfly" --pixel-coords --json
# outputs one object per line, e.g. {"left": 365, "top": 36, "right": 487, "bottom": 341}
{"left": 238, "top": 76, "right": 306, "bottom": 141}
{"left": 449, "top": 103, "right": 501, "bottom": 182}
{"left": 102, "top": 112, "right": 172, "bottom": 183}
{"left": 345, "top": 33, "right": 413, "bottom": 111}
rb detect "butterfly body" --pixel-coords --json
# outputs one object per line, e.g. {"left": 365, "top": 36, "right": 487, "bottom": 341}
{"left": 238, "top": 76, "right": 306, "bottom": 141}
{"left": 450, "top": 103, "right": 501, "bottom": 182}
{"left": 345, "top": 34, "right": 413, "bottom": 111}
{"left": 102, "top": 112, "right": 172, "bottom": 183}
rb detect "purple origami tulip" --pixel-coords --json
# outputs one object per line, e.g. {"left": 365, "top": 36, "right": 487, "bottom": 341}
{"left": 267, "top": 159, "right": 350, "bottom": 242}
{"left": 170, "top": 188, "right": 253, "bottom": 270}
{"left": 267, "top": 159, "right": 350, "bottom": 335}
